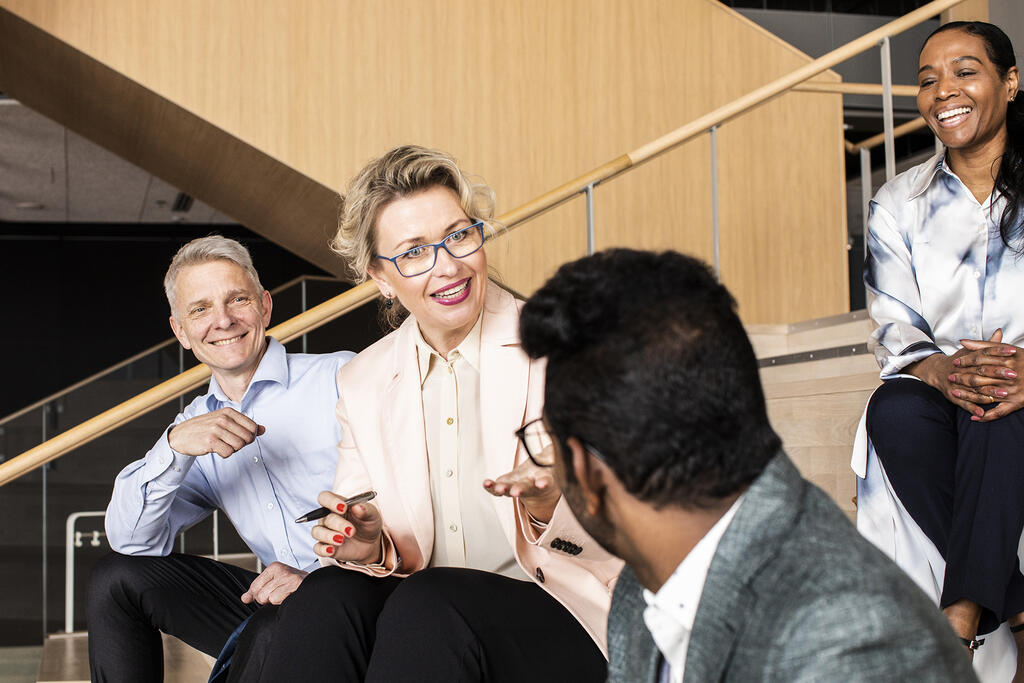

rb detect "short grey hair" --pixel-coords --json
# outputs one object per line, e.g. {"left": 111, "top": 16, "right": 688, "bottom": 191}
{"left": 164, "top": 235, "right": 263, "bottom": 317}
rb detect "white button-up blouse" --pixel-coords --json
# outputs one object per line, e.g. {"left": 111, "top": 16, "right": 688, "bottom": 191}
{"left": 865, "top": 152, "right": 1024, "bottom": 378}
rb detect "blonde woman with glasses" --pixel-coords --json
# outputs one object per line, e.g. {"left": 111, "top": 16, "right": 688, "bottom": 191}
{"left": 226, "top": 146, "right": 622, "bottom": 682}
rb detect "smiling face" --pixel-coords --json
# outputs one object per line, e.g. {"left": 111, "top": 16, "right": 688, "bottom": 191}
{"left": 917, "top": 29, "right": 1019, "bottom": 154}
{"left": 368, "top": 185, "right": 488, "bottom": 355}
{"left": 168, "top": 259, "right": 272, "bottom": 392}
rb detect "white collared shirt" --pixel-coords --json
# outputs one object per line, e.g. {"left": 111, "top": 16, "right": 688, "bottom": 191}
{"left": 641, "top": 496, "right": 745, "bottom": 683}
{"left": 414, "top": 315, "right": 527, "bottom": 580}
{"left": 866, "top": 152, "right": 1024, "bottom": 377}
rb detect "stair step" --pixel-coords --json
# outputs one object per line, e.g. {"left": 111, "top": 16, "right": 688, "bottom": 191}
{"left": 747, "top": 310, "right": 874, "bottom": 358}
{"left": 37, "top": 632, "right": 214, "bottom": 682}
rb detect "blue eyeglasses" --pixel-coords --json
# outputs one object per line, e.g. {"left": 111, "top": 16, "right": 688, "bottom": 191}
{"left": 375, "top": 222, "right": 487, "bottom": 277}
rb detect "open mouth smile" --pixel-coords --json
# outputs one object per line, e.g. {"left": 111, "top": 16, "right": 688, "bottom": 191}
{"left": 935, "top": 106, "right": 972, "bottom": 126}
{"left": 210, "top": 333, "right": 247, "bottom": 346}
{"left": 431, "top": 278, "right": 471, "bottom": 306}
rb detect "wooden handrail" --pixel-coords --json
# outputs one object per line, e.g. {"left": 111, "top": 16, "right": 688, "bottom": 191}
{"left": 0, "top": 274, "right": 341, "bottom": 428}
{"left": 847, "top": 116, "right": 930, "bottom": 153}
{"left": 0, "top": 0, "right": 963, "bottom": 487}
{"left": 793, "top": 82, "right": 918, "bottom": 97}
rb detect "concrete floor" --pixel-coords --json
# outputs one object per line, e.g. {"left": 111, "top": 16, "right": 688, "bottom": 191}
{"left": 0, "top": 646, "right": 42, "bottom": 683}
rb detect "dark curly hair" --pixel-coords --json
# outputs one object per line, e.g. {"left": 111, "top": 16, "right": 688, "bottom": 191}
{"left": 520, "top": 249, "right": 780, "bottom": 509}
{"left": 924, "top": 21, "right": 1024, "bottom": 252}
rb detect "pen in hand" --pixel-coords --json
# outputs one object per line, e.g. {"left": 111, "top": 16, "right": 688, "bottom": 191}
{"left": 294, "top": 490, "right": 377, "bottom": 523}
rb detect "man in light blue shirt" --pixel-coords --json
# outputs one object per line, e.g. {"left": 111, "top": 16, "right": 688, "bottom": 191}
{"left": 87, "top": 236, "right": 354, "bottom": 682}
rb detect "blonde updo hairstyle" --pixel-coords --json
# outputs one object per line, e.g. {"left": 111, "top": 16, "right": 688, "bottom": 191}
{"left": 332, "top": 145, "right": 500, "bottom": 325}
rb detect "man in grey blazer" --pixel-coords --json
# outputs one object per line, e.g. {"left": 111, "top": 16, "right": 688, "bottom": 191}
{"left": 518, "top": 249, "right": 976, "bottom": 682}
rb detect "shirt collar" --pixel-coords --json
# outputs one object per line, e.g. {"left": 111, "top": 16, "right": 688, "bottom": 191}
{"left": 206, "top": 337, "right": 288, "bottom": 408}
{"left": 642, "top": 493, "right": 746, "bottom": 631}
{"left": 413, "top": 313, "right": 484, "bottom": 385}
{"left": 906, "top": 151, "right": 947, "bottom": 200}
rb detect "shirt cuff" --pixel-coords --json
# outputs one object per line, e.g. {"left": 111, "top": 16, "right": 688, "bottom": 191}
{"left": 141, "top": 428, "right": 195, "bottom": 485}
{"left": 879, "top": 342, "right": 942, "bottom": 379}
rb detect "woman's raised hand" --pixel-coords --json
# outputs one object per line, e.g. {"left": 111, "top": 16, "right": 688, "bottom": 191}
{"left": 483, "top": 452, "right": 561, "bottom": 524}
{"left": 950, "top": 329, "right": 1024, "bottom": 421}
{"left": 311, "top": 490, "right": 383, "bottom": 564}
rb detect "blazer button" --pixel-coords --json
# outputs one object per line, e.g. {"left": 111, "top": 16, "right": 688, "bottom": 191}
{"left": 535, "top": 567, "right": 545, "bottom": 583}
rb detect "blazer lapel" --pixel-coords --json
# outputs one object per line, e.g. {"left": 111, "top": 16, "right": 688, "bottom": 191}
{"left": 478, "top": 285, "right": 532, "bottom": 530}
{"left": 683, "top": 453, "right": 801, "bottom": 683}
{"left": 381, "top": 320, "right": 434, "bottom": 568}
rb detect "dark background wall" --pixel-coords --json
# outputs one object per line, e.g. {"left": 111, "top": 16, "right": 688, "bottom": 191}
{"left": 0, "top": 222, "right": 381, "bottom": 419}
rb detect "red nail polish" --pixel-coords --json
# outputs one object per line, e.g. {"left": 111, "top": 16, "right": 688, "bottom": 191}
{"left": 333, "top": 534, "right": 344, "bottom": 543}
{"left": 325, "top": 546, "right": 334, "bottom": 554}
{"left": 336, "top": 503, "right": 347, "bottom": 513}
{"left": 345, "top": 526, "right": 354, "bottom": 536}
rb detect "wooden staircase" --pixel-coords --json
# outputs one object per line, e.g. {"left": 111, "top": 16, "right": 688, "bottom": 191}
{"left": 751, "top": 310, "right": 879, "bottom": 521}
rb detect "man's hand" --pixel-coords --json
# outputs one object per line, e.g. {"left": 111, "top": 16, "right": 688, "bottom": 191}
{"left": 483, "top": 454, "right": 561, "bottom": 524}
{"left": 311, "top": 491, "right": 383, "bottom": 564}
{"left": 167, "top": 408, "right": 265, "bottom": 458}
{"left": 241, "top": 562, "right": 307, "bottom": 605}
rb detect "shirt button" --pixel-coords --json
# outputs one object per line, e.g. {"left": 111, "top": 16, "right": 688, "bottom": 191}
{"left": 266, "top": 502, "right": 274, "bottom": 510}
{"left": 447, "top": 365, "right": 454, "bottom": 374}
{"left": 449, "top": 523, "right": 458, "bottom": 532}
{"left": 974, "top": 270, "right": 981, "bottom": 279}
{"left": 535, "top": 567, "right": 545, "bottom": 583}
{"left": 445, "top": 469, "right": 454, "bottom": 478}
{"left": 252, "top": 456, "right": 259, "bottom": 463}
{"left": 446, "top": 417, "right": 454, "bottom": 425}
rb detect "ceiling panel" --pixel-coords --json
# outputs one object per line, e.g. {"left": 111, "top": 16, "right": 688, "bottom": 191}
{"left": 0, "top": 99, "right": 234, "bottom": 226}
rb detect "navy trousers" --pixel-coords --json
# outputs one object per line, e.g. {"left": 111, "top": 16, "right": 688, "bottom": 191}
{"left": 867, "top": 378, "right": 1024, "bottom": 634}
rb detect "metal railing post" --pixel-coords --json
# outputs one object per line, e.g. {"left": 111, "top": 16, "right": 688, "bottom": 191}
{"left": 880, "top": 37, "right": 896, "bottom": 181}
{"left": 584, "top": 184, "right": 596, "bottom": 256}
{"left": 860, "top": 147, "right": 872, "bottom": 245}
{"left": 710, "top": 126, "right": 721, "bottom": 280}
{"left": 41, "top": 404, "right": 48, "bottom": 640}
{"left": 65, "top": 511, "right": 105, "bottom": 633}
{"left": 301, "top": 279, "right": 308, "bottom": 353}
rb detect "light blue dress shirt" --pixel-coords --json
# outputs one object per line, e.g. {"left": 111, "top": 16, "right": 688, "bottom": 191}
{"left": 865, "top": 152, "right": 1024, "bottom": 378}
{"left": 105, "top": 338, "right": 355, "bottom": 571}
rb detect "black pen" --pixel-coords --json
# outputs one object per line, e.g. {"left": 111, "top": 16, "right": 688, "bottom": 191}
{"left": 294, "top": 490, "right": 377, "bottom": 523}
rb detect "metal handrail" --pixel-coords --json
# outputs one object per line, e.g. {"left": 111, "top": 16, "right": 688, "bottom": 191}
{"left": 0, "top": 274, "right": 341, "bottom": 428}
{"left": 0, "top": 0, "right": 963, "bottom": 487}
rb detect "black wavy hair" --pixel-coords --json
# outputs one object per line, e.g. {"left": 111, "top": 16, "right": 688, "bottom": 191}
{"left": 925, "top": 21, "right": 1024, "bottom": 251}
{"left": 520, "top": 249, "right": 780, "bottom": 509}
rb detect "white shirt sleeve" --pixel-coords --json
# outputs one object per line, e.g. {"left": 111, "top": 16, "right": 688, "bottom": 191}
{"left": 864, "top": 197, "right": 942, "bottom": 378}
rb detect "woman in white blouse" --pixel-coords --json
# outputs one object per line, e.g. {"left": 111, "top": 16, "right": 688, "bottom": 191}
{"left": 225, "top": 145, "right": 621, "bottom": 682}
{"left": 863, "top": 21, "right": 1024, "bottom": 667}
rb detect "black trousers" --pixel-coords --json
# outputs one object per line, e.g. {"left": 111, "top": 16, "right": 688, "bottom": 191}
{"left": 86, "top": 552, "right": 259, "bottom": 682}
{"left": 867, "top": 378, "right": 1024, "bottom": 635}
{"left": 228, "top": 566, "right": 607, "bottom": 683}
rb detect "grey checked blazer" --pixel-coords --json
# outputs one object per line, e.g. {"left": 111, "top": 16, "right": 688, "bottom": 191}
{"left": 607, "top": 452, "right": 977, "bottom": 683}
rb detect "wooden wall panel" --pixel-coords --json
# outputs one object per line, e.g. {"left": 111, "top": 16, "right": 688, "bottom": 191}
{"left": 0, "top": 0, "right": 848, "bottom": 323}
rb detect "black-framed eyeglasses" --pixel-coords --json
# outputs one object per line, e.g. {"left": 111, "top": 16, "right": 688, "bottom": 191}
{"left": 515, "top": 418, "right": 608, "bottom": 468}
{"left": 375, "top": 221, "right": 486, "bottom": 278}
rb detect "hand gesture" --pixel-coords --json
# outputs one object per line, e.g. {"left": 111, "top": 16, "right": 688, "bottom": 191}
{"left": 949, "top": 329, "right": 1023, "bottom": 422}
{"left": 167, "top": 408, "right": 265, "bottom": 458}
{"left": 240, "top": 562, "right": 307, "bottom": 605}
{"left": 311, "top": 490, "right": 383, "bottom": 564}
{"left": 483, "top": 452, "right": 561, "bottom": 524}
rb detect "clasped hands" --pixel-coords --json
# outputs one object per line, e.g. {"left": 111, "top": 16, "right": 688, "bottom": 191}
{"left": 918, "top": 329, "right": 1023, "bottom": 421}
{"left": 311, "top": 455, "right": 561, "bottom": 562}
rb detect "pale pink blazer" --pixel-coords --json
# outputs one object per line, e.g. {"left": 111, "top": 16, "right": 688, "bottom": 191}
{"left": 324, "top": 282, "right": 623, "bottom": 654}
